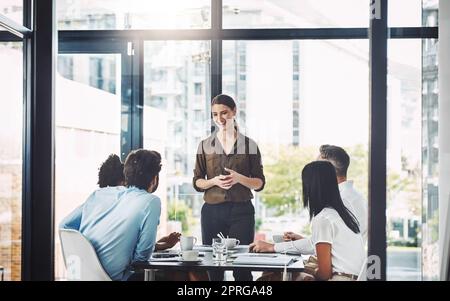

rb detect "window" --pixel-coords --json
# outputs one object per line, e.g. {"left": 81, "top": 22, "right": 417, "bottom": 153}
{"left": 389, "top": 0, "right": 439, "bottom": 27}
{"left": 29, "top": 0, "right": 439, "bottom": 281}
{"left": 0, "top": 41, "right": 23, "bottom": 281}
{"left": 194, "top": 83, "right": 203, "bottom": 95}
{"left": 223, "top": 0, "right": 369, "bottom": 29}
{"left": 58, "top": 54, "right": 118, "bottom": 94}
{"left": 0, "top": 0, "right": 23, "bottom": 26}
{"left": 386, "top": 38, "right": 439, "bottom": 280}
{"left": 57, "top": 0, "right": 211, "bottom": 30}
{"left": 422, "top": 37, "right": 440, "bottom": 281}
{"left": 143, "top": 41, "right": 210, "bottom": 239}
{"left": 194, "top": 109, "right": 203, "bottom": 122}
{"left": 223, "top": 40, "right": 369, "bottom": 241}
{"left": 194, "top": 62, "right": 205, "bottom": 76}
{"left": 57, "top": 56, "right": 74, "bottom": 80}
{"left": 422, "top": 35, "right": 439, "bottom": 258}
{"left": 293, "top": 42, "right": 300, "bottom": 101}
{"left": 293, "top": 110, "right": 299, "bottom": 129}
{"left": 388, "top": 0, "right": 422, "bottom": 27}
{"left": 423, "top": 1, "right": 439, "bottom": 27}
{"left": 55, "top": 53, "right": 122, "bottom": 280}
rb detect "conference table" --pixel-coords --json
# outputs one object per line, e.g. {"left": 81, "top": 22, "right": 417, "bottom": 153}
{"left": 132, "top": 245, "right": 305, "bottom": 281}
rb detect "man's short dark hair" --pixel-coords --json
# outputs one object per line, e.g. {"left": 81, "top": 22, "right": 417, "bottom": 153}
{"left": 98, "top": 154, "right": 124, "bottom": 188}
{"left": 124, "top": 149, "right": 162, "bottom": 190}
{"left": 319, "top": 145, "right": 350, "bottom": 177}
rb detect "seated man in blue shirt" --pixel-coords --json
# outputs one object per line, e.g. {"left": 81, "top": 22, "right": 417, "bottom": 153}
{"left": 96, "top": 153, "right": 181, "bottom": 252}
{"left": 60, "top": 149, "right": 163, "bottom": 280}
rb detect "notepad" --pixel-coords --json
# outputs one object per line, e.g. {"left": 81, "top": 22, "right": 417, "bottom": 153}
{"left": 149, "top": 257, "right": 181, "bottom": 262}
{"left": 233, "top": 255, "right": 294, "bottom": 266}
{"left": 194, "top": 245, "right": 213, "bottom": 252}
{"left": 234, "top": 253, "right": 277, "bottom": 258}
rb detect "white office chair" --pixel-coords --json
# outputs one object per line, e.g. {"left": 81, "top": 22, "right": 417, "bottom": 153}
{"left": 59, "top": 229, "right": 112, "bottom": 281}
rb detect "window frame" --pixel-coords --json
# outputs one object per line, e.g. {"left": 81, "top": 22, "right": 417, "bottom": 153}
{"left": 0, "top": 0, "right": 439, "bottom": 281}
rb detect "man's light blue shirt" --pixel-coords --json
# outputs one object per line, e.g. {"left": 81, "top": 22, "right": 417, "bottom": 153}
{"left": 59, "top": 186, "right": 161, "bottom": 280}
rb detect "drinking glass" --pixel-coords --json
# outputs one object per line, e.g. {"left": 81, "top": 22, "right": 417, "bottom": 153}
{"left": 212, "top": 238, "right": 227, "bottom": 263}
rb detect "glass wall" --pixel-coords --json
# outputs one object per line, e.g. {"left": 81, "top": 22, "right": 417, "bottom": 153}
{"left": 385, "top": 1, "right": 439, "bottom": 280}
{"left": 223, "top": 39, "right": 369, "bottom": 242}
{"left": 0, "top": 41, "right": 23, "bottom": 281}
{"left": 143, "top": 41, "right": 211, "bottom": 240}
{"left": 388, "top": 0, "right": 439, "bottom": 27}
{"left": 49, "top": 0, "right": 440, "bottom": 281}
{"left": 57, "top": 0, "right": 211, "bottom": 30}
{"left": 422, "top": 0, "right": 439, "bottom": 281}
{"left": 388, "top": 0, "right": 422, "bottom": 27}
{"left": 54, "top": 53, "right": 122, "bottom": 280}
{"left": 0, "top": 0, "right": 23, "bottom": 26}
{"left": 223, "top": 0, "right": 369, "bottom": 28}
{"left": 386, "top": 40, "right": 422, "bottom": 280}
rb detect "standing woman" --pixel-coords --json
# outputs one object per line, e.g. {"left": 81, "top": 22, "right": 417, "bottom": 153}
{"left": 193, "top": 94, "right": 265, "bottom": 281}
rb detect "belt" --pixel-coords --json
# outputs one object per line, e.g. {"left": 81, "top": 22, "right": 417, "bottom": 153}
{"left": 332, "top": 272, "right": 358, "bottom": 280}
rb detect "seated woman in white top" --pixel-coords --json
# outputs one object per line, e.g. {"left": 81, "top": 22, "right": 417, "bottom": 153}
{"left": 250, "top": 160, "right": 365, "bottom": 281}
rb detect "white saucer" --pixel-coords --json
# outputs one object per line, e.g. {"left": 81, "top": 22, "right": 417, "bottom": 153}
{"left": 227, "top": 245, "right": 249, "bottom": 251}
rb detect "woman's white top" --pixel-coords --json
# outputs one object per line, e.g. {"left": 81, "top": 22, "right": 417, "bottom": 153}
{"left": 310, "top": 207, "right": 365, "bottom": 276}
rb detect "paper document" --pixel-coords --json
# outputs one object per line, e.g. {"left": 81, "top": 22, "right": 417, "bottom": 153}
{"left": 149, "top": 257, "right": 180, "bottom": 262}
{"left": 234, "top": 253, "right": 278, "bottom": 258}
{"left": 233, "top": 254, "right": 295, "bottom": 266}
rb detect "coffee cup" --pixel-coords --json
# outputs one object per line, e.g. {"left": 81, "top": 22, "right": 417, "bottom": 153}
{"left": 181, "top": 250, "right": 199, "bottom": 261}
{"left": 222, "top": 238, "right": 240, "bottom": 249}
{"left": 180, "top": 236, "right": 197, "bottom": 251}
{"left": 272, "top": 234, "right": 284, "bottom": 243}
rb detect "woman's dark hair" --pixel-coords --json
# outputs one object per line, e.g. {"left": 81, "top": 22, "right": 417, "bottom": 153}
{"left": 211, "top": 94, "right": 237, "bottom": 133}
{"left": 211, "top": 94, "right": 236, "bottom": 111}
{"left": 301, "top": 160, "right": 360, "bottom": 234}
{"left": 124, "top": 149, "right": 162, "bottom": 190}
{"left": 98, "top": 154, "right": 124, "bottom": 188}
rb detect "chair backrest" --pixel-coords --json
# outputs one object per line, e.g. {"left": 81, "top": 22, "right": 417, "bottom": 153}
{"left": 59, "top": 229, "right": 112, "bottom": 281}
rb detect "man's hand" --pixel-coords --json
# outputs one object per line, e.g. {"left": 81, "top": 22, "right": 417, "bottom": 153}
{"left": 163, "top": 232, "right": 181, "bottom": 248}
{"left": 249, "top": 240, "right": 275, "bottom": 253}
{"left": 155, "top": 232, "right": 181, "bottom": 251}
{"left": 283, "top": 231, "right": 303, "bottom": 241}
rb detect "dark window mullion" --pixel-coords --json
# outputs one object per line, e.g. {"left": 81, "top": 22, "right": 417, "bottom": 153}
{"left": 369, "top": 0, "right": 388, "bottom": 281}
{"left": 127, "top": 39, "right": 144, "bottom": 155}
{"left": 23, "top": 0, "right": 33, "bottom": 30}
{"left": 120, "top": 48, "right": 134, "bottom": 161}
{"left": 211, "top": 0, "right": 222, "bottom": 97}
{"left": 21, "top": 0, "right": 33, "bottom": 282}
{"left": 56, "top": 27, "right": 437, "bottom": 42}
{"left": 22, "top": 0, "right": 56, "bottom": 281}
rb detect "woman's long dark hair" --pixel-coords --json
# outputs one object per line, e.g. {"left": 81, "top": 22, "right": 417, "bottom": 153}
{"left": 302, "top": 160, "right": 360, "bottom": 234}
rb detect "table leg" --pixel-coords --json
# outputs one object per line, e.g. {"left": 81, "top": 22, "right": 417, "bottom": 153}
{"left": 144, "top": 269, "right": 156, "bottom": 281}
{"left": 282, "top": 271, "right": 293, "bottom": 281}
